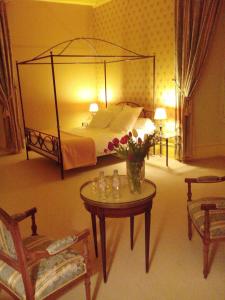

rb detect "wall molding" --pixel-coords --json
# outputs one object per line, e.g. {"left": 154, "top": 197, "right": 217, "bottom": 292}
{"left": 32, "top": 0, "right": 111, "bottom": 7}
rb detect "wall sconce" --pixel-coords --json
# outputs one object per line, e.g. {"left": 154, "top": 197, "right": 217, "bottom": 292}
{"left": 154, "top": 107, "right": 167, "bottom": 135}
{"left": 89, "top": 103, "right": 99, "bottom": 115}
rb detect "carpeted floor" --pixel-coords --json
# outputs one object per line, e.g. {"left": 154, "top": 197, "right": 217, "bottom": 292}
{"left": 0, "top": 151, "right": 224, "bottom": 300}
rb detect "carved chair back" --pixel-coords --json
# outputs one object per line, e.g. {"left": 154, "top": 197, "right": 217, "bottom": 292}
{"left": 0, "top": 208, "right": 35, "bottom": 298}
{"left": 0, "top": 207, "right": 91, "bottom": 300}
{"left": 185, "top": 175, "right": 225, "bottom": 278}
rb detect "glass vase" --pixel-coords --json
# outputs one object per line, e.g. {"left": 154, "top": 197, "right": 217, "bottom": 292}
{"left": 126, "top": 160, "right": 145, "bottom": 194}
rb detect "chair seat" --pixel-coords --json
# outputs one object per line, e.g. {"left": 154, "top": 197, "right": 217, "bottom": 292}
{"left": 188, "top": 197, "right": 225, "bottom": 239}
{"left": 0, "top": 235, "right": 86, "bottom": 300}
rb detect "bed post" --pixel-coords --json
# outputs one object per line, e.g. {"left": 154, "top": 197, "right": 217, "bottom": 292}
{"left": 50, "top": 52, "right": 64, "bottom": 180}
{"left": 104, "top": 61, "right": 108, "bottom": 108}
{"left": 16, "top": 61, "right": 29, "bottom": 160}
{"left": 152, "top": 55, "right": 156, "bottom": 111}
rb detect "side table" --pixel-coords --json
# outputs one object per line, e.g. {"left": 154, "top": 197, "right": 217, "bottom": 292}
{"left": 80, "top": 175, "right": 156, "bottom": 283}
{"left": 153, "top": 134, "right": 179, "bottom": 166}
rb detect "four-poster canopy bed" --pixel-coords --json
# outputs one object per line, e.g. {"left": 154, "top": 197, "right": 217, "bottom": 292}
{"left": 16, "top": 37, "right": 156, "bottom": 179}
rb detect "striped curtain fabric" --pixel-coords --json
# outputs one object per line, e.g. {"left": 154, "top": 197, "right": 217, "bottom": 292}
{"left": 0, "top": 1, "right": 23, "bottom": 153}
{"left": 174, "top": 0, "right": 222, "bottom": 161}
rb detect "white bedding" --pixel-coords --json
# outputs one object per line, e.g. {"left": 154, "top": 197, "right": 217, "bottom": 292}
{"left": 62, "top": 127, "right": 125, "bottom": 156}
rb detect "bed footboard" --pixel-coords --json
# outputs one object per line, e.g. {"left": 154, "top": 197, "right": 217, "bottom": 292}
{"left": 25, "top": 128, "right": 59, "bottom": 159}
{"left": 25, "top": 128, "right": 64, "bottom": 179}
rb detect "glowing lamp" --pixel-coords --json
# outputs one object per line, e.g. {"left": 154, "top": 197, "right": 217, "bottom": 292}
{"left": 154, "top": 107, "right": 167, "bottom": 135}
{"left": 154, "top": 107, "right": 167, "bottom": 120}
{"left": 89, "top": 103, "right": 99, "bottom": 114}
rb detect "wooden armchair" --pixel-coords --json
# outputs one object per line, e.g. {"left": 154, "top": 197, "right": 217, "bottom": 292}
{"left": 0, "top": 207, "right": 91, "bottom": 299}
{"left": 185, "top": 176, "right": 225, "bottom": 278}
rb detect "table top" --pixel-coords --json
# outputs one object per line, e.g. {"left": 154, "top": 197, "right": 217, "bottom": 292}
{"left": 80, "top": 175, "right": 156, "bottom": 209}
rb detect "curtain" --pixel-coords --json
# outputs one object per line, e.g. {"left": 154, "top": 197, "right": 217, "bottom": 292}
{"left": 0, "top": 0, "right": 23, "bottom": 153}
{"left": 175, "top": 0, "right": 221, "bottom": 161}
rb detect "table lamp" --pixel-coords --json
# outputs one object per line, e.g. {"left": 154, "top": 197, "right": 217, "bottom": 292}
{"left": 154, "top": 107, "right": 167, "bottom": 136}
{"left": 89, "top": 103, "right": 99, "bottom": 115}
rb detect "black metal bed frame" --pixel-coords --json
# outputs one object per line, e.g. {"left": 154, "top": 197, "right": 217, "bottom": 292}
{"left": 16, "top": 37, "right": 156, "bottom": 179}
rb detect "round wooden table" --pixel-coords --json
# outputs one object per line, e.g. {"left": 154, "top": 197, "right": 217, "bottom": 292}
{"left": 80, "top": 175, "right": 156, "bottom": 283}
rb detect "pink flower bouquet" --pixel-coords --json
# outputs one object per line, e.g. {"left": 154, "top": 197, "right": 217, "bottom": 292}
{"left": 104, "top": 129, "right": 157, "bottom": 162}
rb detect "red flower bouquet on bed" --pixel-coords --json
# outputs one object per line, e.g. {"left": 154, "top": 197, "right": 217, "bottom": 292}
{"left": 104, "top": 130, "right": 157, "bottom": 193}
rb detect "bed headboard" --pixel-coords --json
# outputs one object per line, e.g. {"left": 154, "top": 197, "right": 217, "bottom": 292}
{"left": 116, "top": 101, "right": 153, "bottom": 119}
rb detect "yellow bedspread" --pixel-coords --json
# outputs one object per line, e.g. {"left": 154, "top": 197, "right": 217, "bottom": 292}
{"left": 46, "top": 130, "right": 97, "bottom": 170}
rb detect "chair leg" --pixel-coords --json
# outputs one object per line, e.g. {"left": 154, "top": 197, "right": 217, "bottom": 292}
{"left": 84, "top": 275, "right": 91, "bottom": 300}
{"left": 203, "top": 240, "right": 210, "bottom": 278}
{"left": 188, "top": 214, "right": 192, "bottom": 240}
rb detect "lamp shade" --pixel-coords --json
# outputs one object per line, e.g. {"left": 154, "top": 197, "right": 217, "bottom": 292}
{"left": 154, "top": 107, "right": 167, "bottom": 120}
{"left": 89, "top": 103, "right": 99, "bottom": 113}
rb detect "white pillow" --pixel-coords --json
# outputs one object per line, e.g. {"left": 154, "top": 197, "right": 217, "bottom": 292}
{"left": 134, "top": 118, "right": 156, "bottom": 139}
{"left": 124, "top": 105, "right": 143, "bottom": 112}
{"left": 134, "top": 118, "right": 155, "bottom": 133}
{"left": 105, "top": 104, "right": 123, "bottom": 121}
{"left": 109, "top": 106, "right": 143, "bottom": 132}
{"left": 88, "top": 110, "right": 114, "bottom": 129}
{"left": 107, "top": 104, "right": 123, "bottom": 114}
{"left": 122, "top": 105, "right": 142, "bottom": 112}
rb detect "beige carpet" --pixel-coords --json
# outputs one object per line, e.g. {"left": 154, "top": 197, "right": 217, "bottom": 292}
{"left": 0, "top": 151, "right": 225, "bottom": 300}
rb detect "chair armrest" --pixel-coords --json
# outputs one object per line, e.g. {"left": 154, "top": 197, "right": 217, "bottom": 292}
{"left": 46, "top": 235, "right": 78, "bottom": 255}
{"left": 46, "top": 229, "right": 90, "bottom": 255}
{"left": 201, "top": 204, "right": 217, "bottom": 211}
{"left": 11, "top": 207, "right": 37, "bottom": 222}
{"left": 197, "top": 176, "right": 224, "bottom": 183}
{"left": 75, "top": 229, "right": 90, "bottom": 243}
{"left": 201, "top": 203, "right": 225, "bottom": 211}
{"left": 26, "top": 249, "right": 49, "bottom": 263}
{"left": 25, "top": 229, "right": 90, "bottom": 265}
{"left": 185, "top": 176, "right": 225, "bottom": 184}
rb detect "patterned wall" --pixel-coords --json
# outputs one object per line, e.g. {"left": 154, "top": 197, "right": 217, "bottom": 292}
{"left": 94, "top": 0, "right": 175, "bottom": 112}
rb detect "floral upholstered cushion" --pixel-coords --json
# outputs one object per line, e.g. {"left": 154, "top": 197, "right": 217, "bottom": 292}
{"left": 188, "top": 197, "right": 225, "bottom": 239}
{"left": 0, "top": 220, "right": 17, "bottom": 259}
{"left": 0, "top": 235, "right": 86, "bottom": 300}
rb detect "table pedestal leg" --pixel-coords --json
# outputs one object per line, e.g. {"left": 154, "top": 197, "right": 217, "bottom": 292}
{"left": 130, "top": 216, "right": 134, "bottom": 250}
{"left": 99, "top": 215, "right": 107, "bottom": 283}
{"left": 159, "top": 136, "right": 162, "bottom": 156}
{"left": 166, "top": 138, "right": 168, "bottom": 167}
{"left": 145, "top": 209, "right": 151, "bottom": 273}
{"left": 153, "top": 143, "right": 156, "bottom": 155}
{"left": 91, "top": 213, "right": 98, "bottom": 257}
